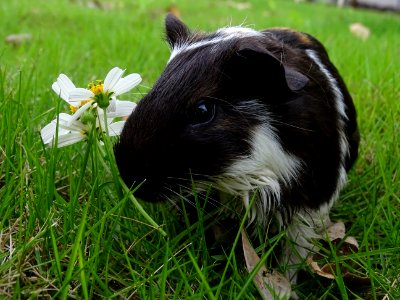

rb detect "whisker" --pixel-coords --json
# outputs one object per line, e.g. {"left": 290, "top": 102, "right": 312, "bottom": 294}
{"left": 165, "top": 195, "right": 184, "bottom": 215}
{"left": 164, "top": 186, "right": 196, "bottom": 210}
{"left": 270, "top": 119, "right": 314, "bottom": 132}
{"left": 168, "top": 181, "right": 239, "bottom": 215}
{"left": 162, "top": 183, "right": 246, "bottom": 233}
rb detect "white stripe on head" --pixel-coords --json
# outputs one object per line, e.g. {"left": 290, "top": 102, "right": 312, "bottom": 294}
{"left": 305, "top": 50, "right": 347, "bottom": 119}
{"left": 168, "top": 26, "right": 263, "bottom": 63}
{"left": 305, "top": 49, "right": 349, "bottom": 199}
{"left": 214, "top": 125, "right": 302, "bottom": 224}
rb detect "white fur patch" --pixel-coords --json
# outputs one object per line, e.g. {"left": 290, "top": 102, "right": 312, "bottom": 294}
{"left": 213, "top": 125, "right": 302, "bottom": 223}
{"left": 305, "top": 49, "right": 349, "bottom": 198}
{"left": 216, "top": 26, "right": 262, "bottom": 38}
{"left": 305, "top": 50, "right": 347, "bottom": 119}
{"left": 280, "top": 202, "right": 333, "bottom": 282}
{"left": 168, "top": 27, "right": 263, "bottom": 63}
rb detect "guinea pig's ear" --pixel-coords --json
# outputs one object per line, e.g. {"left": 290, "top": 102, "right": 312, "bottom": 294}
{"left": 165, "top": 14, "right": 190, "bottom": 48}
{"left": 283, "top": 67, "right": 309, "bottom": 91}
{"left": 236, "top": 44, "right": 309, "bottom": 92}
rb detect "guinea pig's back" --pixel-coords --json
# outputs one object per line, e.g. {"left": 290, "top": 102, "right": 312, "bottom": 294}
{"left": 265, "top": 27, "right": 359, "bottom": 172}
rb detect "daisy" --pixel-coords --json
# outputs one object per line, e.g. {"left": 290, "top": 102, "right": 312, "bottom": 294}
{"left": 41, "top": 67, "right": 141, "bottom": 148}
{"left": 96, "top": 99, "right": 137, "bottom": 131}
{"left": 68, "top": 67, "right": 141, "bottom": 108}
{"left": 40, "top": 111, "right": 129, "bottom": 148}
{"left": 52, "top": 67, "right": 141, "bottom": 118}
{"left": 40, "top": 113, "right": 88, "bottom": 148}
{"left": 69, "top": 97, "right": 137, "bottom": 127}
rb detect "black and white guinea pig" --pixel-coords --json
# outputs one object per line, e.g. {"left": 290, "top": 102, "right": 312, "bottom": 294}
{"left": 115, "top": 14, "right": 359, "bottom": 277}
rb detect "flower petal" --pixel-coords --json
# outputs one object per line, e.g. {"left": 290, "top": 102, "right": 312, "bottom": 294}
{"left": 108, "top": 121, "right": 126, "bottom": 136}
{"left": 41, "top": 113, "right": 87, "bottom": 146}
{"left": 41, "top": 116, "right": 73, "bottom": 143}
{"left": 99, "top": 100, "right": 136, "bottom": 118}
{"left": 113, "top": 100, "right": 137, "bottom": 117}
{"left": 57, "top": 74, "right": 76, "bottom": 91}
{"left": 41, "top": 121, "right": 58, "bottom": 144}
{"left": 106, "top": 117, "right": 114, "bottom": 125}
{"left": 52, "top": 74, "right": 76, "bottom": 103}
{"left": 68, "top": 101, "right": 94, "bottom": 125}
{"left": 57, "top": 113, "right": 74, "bottom": 127}
{"left": 96, "top": 113, "right": 106, "bottom": 130}
{"left": 106, "top": 99, "right": 117, "bottom": 113}
{"left": 104, "top": 67, "right": 124, "bottom": 92}
{"left": 68, "top": 88, "right": 94, "bottom": 104}
{"left": 52, "top": 82, "right": 69, "bottom": 102}
{"left": 56, "top": 132, "right": 85, "bottom": 148}
{"left": 111, "top": 73, "right": 142, "bottom": 96}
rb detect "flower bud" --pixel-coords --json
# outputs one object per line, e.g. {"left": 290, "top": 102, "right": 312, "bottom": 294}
{"left": 80, "top": 110, "right": 96, "bottom": 125}
{"left": 96, "top": 93, "right": 110, "bottom": 109}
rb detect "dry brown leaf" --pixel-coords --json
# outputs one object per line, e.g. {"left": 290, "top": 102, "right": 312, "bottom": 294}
{"left": 326, "top": 220, "right": 345, "bottom": 241}
{"left": 226, "top": 1, "right": 252, "bottom": 10}
{"left": 87, "top": 0, "right": 114, "bottom": 10}
{"left": 343, "top": 236, "right": 359, "bottom": 249}
{"left": 167, "top": 5, "right": 181, "bottom": 18}
{"left": 308, "top": 257, "right": 370, "bottom": 286}
{"left": 306, "top": 256, "right": 335, "bottom": 279}
{"left": 349, "top": 22, "right": 370, "bottom": 41}
{"left": 307, "top": 221, "right": 370, "bottom": 288}
{"left": 242, "top": 230, "right": 292, "bottom": 300}
{"left": 5, "top": 33, "right": 32, "bottom": 46}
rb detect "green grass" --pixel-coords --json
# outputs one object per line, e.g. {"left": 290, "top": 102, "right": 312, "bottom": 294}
{"left": 1, "top": 0, "right": 399, "bottom": 298}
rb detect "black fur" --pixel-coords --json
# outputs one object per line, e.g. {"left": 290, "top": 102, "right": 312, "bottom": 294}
{"left": 115, "top": 15, "right": 359, "bottom": 218}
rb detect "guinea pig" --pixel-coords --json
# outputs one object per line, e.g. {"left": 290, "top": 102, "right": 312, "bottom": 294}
{"left": 115, "top": 14, "right": 359, "bottom": 280}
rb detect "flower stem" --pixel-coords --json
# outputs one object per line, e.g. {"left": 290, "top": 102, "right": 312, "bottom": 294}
{"left": 100, "top": 111, "right": 123, "bottom": 198}
{"left": 99, "top": 111, "right": 167, "bottom": 237}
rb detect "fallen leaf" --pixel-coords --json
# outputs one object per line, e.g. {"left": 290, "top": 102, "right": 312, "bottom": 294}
{"left": 242, "top": 230, "right": 292, "bottom": 300}
{"left": 307, "top": 221, "right": 370, "bottom": 288}
{"left": 226, "top": 1, "right": 252, "bottom": 10}
{"left": 167, "top": 5, "right": 181, "bottom": 18}
{"left": 349, "top": 22, "right": 370, "bottom": 41}
{"left": 87, "top": 0, "right": 115, "bottom": 10}
{"left": 306, "top": 256, "right": 335, "bottom": 279}
{"left": 342, "top": 236, "right": 359, "bottom": 249}
{"left": 326, "top": 220, "right": 345, "bottom": 241}
{"left": 5, "top": 33, "right": 32, "bottom": 46}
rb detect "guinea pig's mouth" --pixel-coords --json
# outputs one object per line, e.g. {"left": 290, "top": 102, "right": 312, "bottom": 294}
{"left": 119, "top": 171, "right": 192, "bottom": 203}
{"left": 115, "top": 160, "right": 185, "bottom": 202}
{"left": 114, "top": 142, "right": 208, "bottom": 202}
{"left": 129, "top": 178, "right": 167, "bottom": 202}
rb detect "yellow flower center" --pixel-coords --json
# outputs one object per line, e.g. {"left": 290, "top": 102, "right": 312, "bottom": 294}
{"left": 70, "top": 99, "right": 93, "bottom": 113}
{"left": 69, "top": 80, "right": 109, "bottom": 113}
{"left": 88, "top": 80, "right": 104, "bottom": 95}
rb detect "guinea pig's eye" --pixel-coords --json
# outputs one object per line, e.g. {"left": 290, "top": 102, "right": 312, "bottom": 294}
{"left": 190, "top": 100, "right": 216, "bottom": 126}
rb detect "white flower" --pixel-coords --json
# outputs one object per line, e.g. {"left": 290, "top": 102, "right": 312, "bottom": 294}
{"left": 52, "top": 67, "right": 142, "bottom": 106}
{"left": 40, "top": 110, "right": 130, "bottom": 148}
{"left": 52, "top": 66, "right": 141, "bottom": 110}
{"left": 96, "top": 99, "right": 137, "bottom": 131}
{"left": 42, "top": 67, "right": 140, "bottom": 148}
{"left": 52, "top": 67, "right": 140, "bottom": 125}
{"left": 69, "top": 98, "right": 136, "bottom": 126}
{"left": 40, "top": 113, "right": 87, "bottom": 148}
{"left": 52, "top": 74, "right": 78, "bottom": 105}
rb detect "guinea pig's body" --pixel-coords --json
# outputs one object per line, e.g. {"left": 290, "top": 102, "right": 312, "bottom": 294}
{"left": 115, "top": 15, "right": 359, "bottom": 281}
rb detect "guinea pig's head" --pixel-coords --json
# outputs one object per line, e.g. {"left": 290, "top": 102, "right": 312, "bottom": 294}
{"left": 114, "top": 15, "right": 308, "bottom": 203}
